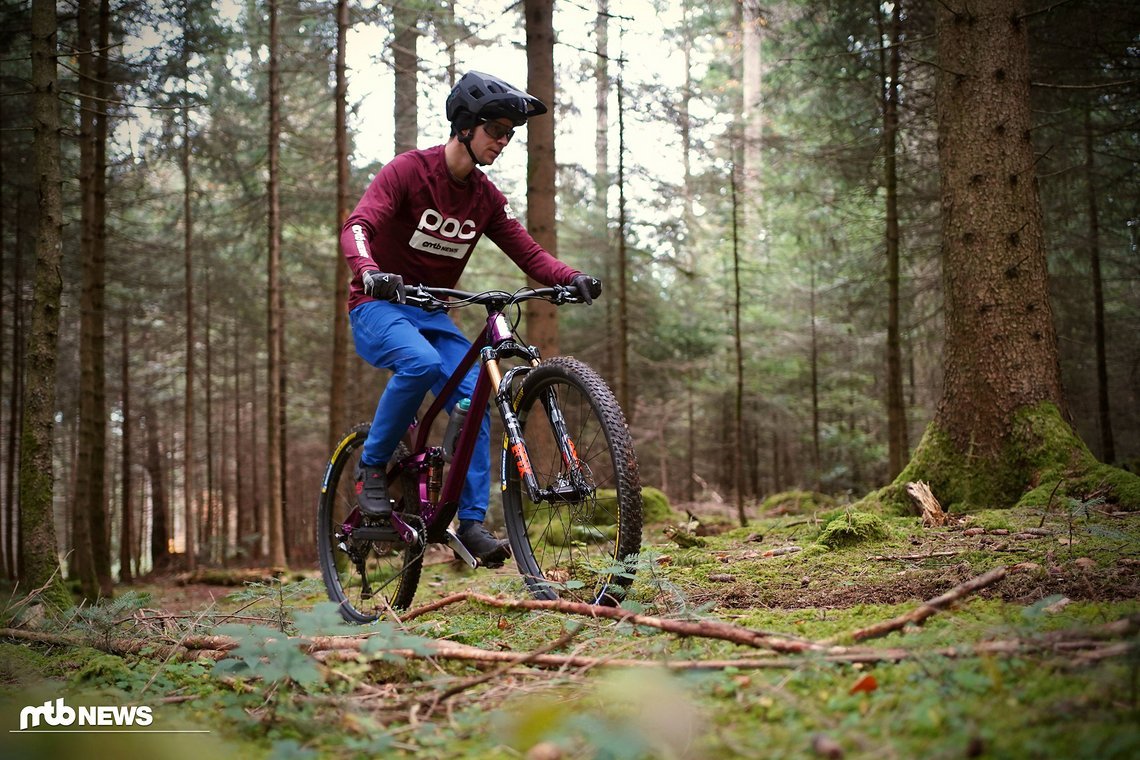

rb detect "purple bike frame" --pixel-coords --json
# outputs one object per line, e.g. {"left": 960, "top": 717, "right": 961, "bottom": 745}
{"left": 403, "top": 311, "right": 516, "bottom": 527}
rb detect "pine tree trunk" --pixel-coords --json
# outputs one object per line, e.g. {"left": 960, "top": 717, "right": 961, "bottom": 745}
{"left": 21, "top": 0, "right": 65, "bottom": 595}
{"left": 731, "top": 154, "right": 745, "bottom": 527}
{"left": 181, "top": 20, "right": 197, "bottom": 571}
{"left": 145, "top": 406, "right": 170, "bottom": 571}
{"left": 741, "top": 0, "right": 763, "bottom": 214}
{"left": 0, "top": 88, "right": 6, "bottom": 580}
{"left": 392, "top": 2, "right": 418, "bottom": 155}
{"left": 524, "top": 0, "right": 559, "bottom": 357}
{"left": 204, "top": 268, "right": 216, "bottom": 562}
{"left": 595, "top": 0, "right": 614, "bottom": 383}
{"left": 90, "top": 0, "right": 112, "bottom": 595}
{"left": 119, "top": 316, "right": 133, "bottom": 583}
{"left": 880, "top": 0, "right": 908, "bottom": 480}
{"left": 934, "top": 0, "right": 1063, "bottom": 451}
{"left": 1083, "top": 103, "right": 1114, "bottom": 464}
{"left": 73, "top": 0, "right": 99, "bottom": 600}
{"left": 877, "top": 0, "right": 1139, "bottom": 513}
{"left": 615, "top": 79, "right": 630, "bottom": 421}
{"left": 810, "top": 260, "right": 822, "bottom": 490}
{"left": 265, "top": 0, "right": 287, "bottom": 567}
{"left": 6, "top": 207, "right": 25, "bottom": 580}
{"left": 328, "top": 0, "right": 350, "bottom": 452}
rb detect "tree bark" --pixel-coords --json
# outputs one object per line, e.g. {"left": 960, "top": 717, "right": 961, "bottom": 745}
{"left": 144, "top": 405, "right": 170, "bottom": 571}
{"left": 741, "top": 0, "right": 763, "bottom": 215}
{"left": 524, "top": 0, "right": 559, "bottom": 357}
{"left": 934, "top": 0, "right": 1063, "bottom": 451}
{"left": 21, "top": 0, "right": 65, "bottom": 597}
{"left": 73, "top": 0, "right": 99, "bottom": 599}
{"left": 119, "top": 316, "right": 133, "bottom": 583}
{"left": 91, "top": 0, "right": 112, "bottom": 594}
{"left": 265, "top": 0, "right": 287, "bottom": 567}
{"left": 1083, "top": 103, "right": 1113, "bottom": 464}
{"left": 7, "top": 201, "right": 26, "bottom": 579}
{"left": 595, "top": 0, "right": 615, "bottom": 385}
{"left": 204, "top": 266, "right": 216, "bottom": 562}
{"left": 731, "top": 153, "right": 745, "bottom": 526}
{"left": 880, "top": 0, "right": 908, "bottom": 480}
{"left": 616, "top": 78, "right": 630, "bottom": 420}
{"left": 392, "top": 1, "right": 418, "bottom": 156}
{"left": 181, "top": 14, "right": 197, "bottom": 572}
{"left": 327, "top": 0, "right": 350, "bottom": 452}
{"left": 880, "top": 0, "right": 1140, "bottom": 512}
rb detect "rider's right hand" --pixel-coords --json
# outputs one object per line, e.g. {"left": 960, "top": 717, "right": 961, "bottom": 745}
{"left": 362, "top": 270, "right": 406, "bottom": 303}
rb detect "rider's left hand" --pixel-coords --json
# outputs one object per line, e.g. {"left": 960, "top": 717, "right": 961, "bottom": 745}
{"left": 571, "top": 274, "right": 602, "bottom": 305}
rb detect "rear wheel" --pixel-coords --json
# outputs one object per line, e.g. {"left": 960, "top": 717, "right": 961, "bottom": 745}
{"left": 317, "top": 425, "right": 424, "bottom": 623}
{"left": 502, "top": 357, "right": 642, "bottom": 605}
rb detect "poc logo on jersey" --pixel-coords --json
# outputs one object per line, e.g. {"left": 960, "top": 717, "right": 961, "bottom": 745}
{"left": 418, "top": 209, "right": 476, "bottom": 240}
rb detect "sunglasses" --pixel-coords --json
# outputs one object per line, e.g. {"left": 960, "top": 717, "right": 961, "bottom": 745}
{"left": 481, "top": 121, "right": 515, "bottom": 141}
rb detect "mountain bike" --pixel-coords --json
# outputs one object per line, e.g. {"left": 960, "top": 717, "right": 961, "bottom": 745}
{"left": 317, "top": 284, "right": 642, "bottom": 624}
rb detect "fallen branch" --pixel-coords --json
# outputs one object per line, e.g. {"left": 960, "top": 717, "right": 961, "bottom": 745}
{"left": 310, "top": 635, "right": 1130, "bottom": 670}
{"left": 847, "top": 566, "right": 1008, "bottom": 642}
{"left": 4, "top": 607, "right": 1135, "bottom": 674}
{"left": 398, "top": 592, "right": 822, "bottom": 654}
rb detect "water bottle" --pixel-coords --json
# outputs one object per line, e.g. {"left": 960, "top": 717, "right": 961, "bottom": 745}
{"left": 442, "top": 397, "right": 471, "bottom": 462}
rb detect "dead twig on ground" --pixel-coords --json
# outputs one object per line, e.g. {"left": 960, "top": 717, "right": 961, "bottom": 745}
{"left": 846, "top": 566, "right": 1008, "bottom": 642}
{"left": 415, "top": 625, "right": 581, "bottom": 720}
{"left": 398, "top": 591, "right": 822, "bottom": 653}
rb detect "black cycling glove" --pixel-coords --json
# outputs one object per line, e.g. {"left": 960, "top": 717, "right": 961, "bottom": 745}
{"left": 362, "top": 270, "right": 406, "bottom": 303}
{"left": 570, "top": 274, "right": 602, "bottom": 305}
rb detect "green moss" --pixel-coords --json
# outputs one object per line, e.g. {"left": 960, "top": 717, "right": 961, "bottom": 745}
{"left": 758, "top": 490, "right": 838, "bottom": 514}
{"left": 816, "top": 511, "right": 890, "bottom": 549}
{"left": 73, "top": 653, "right": 133, "bottom": 686}
{"left": 864, "top": 402, "right": 1140, "bottom": 513}
{"left": 597, "top": 485, "right": 680, "bottom": 524}
{"left": 641, "top": 486, "right": 680, "bottom": 523}
{"left": 0, "top": 642, "right": 53, "bottom": 684}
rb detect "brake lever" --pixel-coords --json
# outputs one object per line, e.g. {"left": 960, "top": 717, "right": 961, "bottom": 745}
{"left": 403, "top": 286, "right": 445, "bottom": 312}
{"left": 551, "top": 284, "right": 578, "bottom": 305}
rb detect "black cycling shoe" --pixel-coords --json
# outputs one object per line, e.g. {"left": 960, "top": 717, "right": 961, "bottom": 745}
{"left": 354, "top": 462, "right": 392, "bottom": 518}
{"left": 458, "top": 521, "right": 511, "bottom": 568}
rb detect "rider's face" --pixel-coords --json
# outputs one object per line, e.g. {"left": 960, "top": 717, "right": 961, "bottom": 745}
{"left": 470, "top": 118, "right": 514, "bottom": 164}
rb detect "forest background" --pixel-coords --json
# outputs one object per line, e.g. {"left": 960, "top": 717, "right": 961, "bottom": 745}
{"left": 0, "top": 0, "right": 1138, "bottom": 593}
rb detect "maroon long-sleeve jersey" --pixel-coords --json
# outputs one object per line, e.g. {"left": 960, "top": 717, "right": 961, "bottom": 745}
{"left": 339, "top": 144, "right": 580, "bottom": 311}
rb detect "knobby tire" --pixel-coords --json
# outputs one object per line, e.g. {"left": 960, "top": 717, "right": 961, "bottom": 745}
{"left": 317, "top": 425, "right": 423, "bottom": 623}
{"left": 502, "top": 357, "right": 643, "bottom": 605}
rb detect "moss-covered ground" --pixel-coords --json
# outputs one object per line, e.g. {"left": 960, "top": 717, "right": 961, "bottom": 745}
{"left": 1, "top": 492, "right": 1138, "bottom": 759}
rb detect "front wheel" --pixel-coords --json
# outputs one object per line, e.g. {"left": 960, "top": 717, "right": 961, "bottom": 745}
{"left": 317, "top": 425, "right": 424, "bottom": 623}
{"left": 502, "top": 357, "right": 642, "bottom": 605}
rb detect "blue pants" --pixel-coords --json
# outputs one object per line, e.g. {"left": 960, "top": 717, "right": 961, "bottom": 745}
{"left": 349, "top": 300, "right": 491, "bottom": 522}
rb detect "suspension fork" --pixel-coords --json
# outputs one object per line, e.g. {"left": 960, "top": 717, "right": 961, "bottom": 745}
{"left": 496, "top": 363, "right": 587, "bottom": 505}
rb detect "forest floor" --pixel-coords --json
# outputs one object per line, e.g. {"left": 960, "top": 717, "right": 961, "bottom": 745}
{"left": 2, "top": 495, "right": 1139, "bottom": 759}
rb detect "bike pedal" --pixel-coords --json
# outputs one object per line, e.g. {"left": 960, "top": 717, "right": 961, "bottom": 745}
{"left": 445, "top": 528, "right": 479, "bottom": 569}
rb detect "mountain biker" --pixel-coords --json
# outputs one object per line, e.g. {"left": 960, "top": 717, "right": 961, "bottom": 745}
{"left": 339, "top": 71, "right": 602, "bottom": 568}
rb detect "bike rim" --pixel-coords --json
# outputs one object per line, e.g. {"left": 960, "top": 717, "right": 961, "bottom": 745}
{"left": 319, "top": 431, "right": 422, "bottom": 621}
{"left": 510, "top": 374, "right": 632, "bottom": 604}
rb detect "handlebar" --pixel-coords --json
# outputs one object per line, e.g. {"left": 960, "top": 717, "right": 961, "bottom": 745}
{"left": 402, "top": 284, "right": 587, "bottom": 312}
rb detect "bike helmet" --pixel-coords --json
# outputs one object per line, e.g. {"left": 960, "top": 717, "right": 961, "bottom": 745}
{"left": 446, "top": 71, "right": 547, "bottom": 135}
